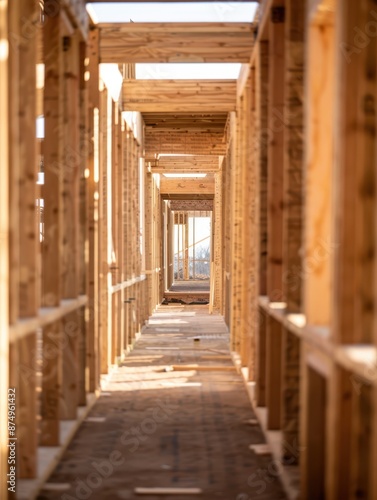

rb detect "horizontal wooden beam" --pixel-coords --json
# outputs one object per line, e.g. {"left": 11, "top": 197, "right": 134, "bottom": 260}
{"left": 143, "top": 112, "right": 227, "bottom": 132}
{"left": 145, "top": 130, "right": 226, "bottom": 156}
{"left": 161, "top": 193, "right": 214, "bottom": 200}
{"left": 9, "top": 296, "right": 88, "bottom": 342}
{"left": 99, "top": 22, "right": 254, "bottom": 63}
{"left": 169, "top": 199, "right": 214, "bottom": 211}
{"left": 149, "top": 155, "right": 221, "bottom": 172}
{"left": 160, "top": 176, "right": 215, "bottom": 195}
{"left": 123, "top": 79, "right": 237, "bottom": 112}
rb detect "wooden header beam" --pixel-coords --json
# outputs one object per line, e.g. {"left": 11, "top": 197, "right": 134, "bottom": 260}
{"left": 143, "top": 113, "right": 227, "bottom": 132}
{"left": 99, "top": 22, "right": 254, "bottom": 63}
{"left": 123, "top": 79, "right": 237, "bottom": 112}
{"left": 145, "top": 129, "right": 226, "bottom": 157}
{"left": 169, "top": 199, "right": 214, "bottom": 211}
{"left": 150, "top": 155, "right": 221, "bottom": 173}
{"left": 160, "top": 176, "right": 215, "bottom": 195}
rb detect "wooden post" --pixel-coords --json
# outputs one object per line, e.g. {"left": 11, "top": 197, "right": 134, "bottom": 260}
{"left": 333, "top": 0, "right": 376, "bottom": 344}
{"left": 230, "top": 110, "right": 241, "bottom": 352}
{"left": 99, "top": 87, "right": 109, "bottom": 373}
{"left": 213, "top": 172, "right": 222, "bottom": 312}
{"left": 280, "top": 0, "right": 305, "bottom": 464}
{"left": 86, "top": 28, "right": 100, "bottom": 392}
{"left": 267, "top": 6, "right": 285, "bottom": 302}
{"left": 258, "top": 41, "right": 269, "bottom": 298}
{"left": 61, "top": 30, "right": 80, "bottom": 420}
{"left": 255, "top": 41, "right": 269, "bottom": 403}
{"left": 78, "top": 39, "right": 88, "bottom": 405}
{"left": 265, "top": 4, "right": 285, "bottom": 431}
{"left": 184, "top": 219, "right": 189, "bottom": 280}
{"left": 266, "top": 316, "right": 282, "bottom": 429}
{"left": 304, "top": 2, "right": 335, "bottom": 327}
{"left": 0, "top": 0, "right": 9, "bottom": 496}
{"left": 8, "top": 0, "right": 20, "bottom": 327}
{"left": 283, "top": 0, "right": 304, "bottom": 312}
{"left": 41, "top": 0, "right": 63, "bottom": 446}
{"left": 117, "top": 109, "right": 124, "bottom": 360}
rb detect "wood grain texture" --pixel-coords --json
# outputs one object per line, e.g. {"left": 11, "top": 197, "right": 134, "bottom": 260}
{"left": 143, "top": 112, "right": 227, "bottom": 132}
{"left": 99, "top": 22, "right": 254, "bottom": 63}
{"left": 160, "top": 176, "right": 215, "bottom": 195}
{"left": 169, "top": 199, "right": 214, "bottom": 211}
{"left": 267, "top": 11, "right": 285, "bottom": 302}
{"left": 123, "top": 79, "right": 237, "bottom": 112}
{"left": 150, "top": 155, "right": 220, "bottom": 173}
{"left": 333, "top": 0, "right": 376, "bottom": 343}
{"left": 282, "top": 0, "right": 304, "bottom": 313}
{"left": 145, "top": 130, "right": 226, "bottom": 157}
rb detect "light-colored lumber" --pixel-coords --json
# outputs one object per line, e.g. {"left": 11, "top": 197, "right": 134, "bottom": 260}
{"left": 143, "top": 112, "right": 227, "bottom": 132}
{"left": 61, "top": 311, "right": 79, "bottom": 420}
{"left": 266, "top": 316, "right": 282, "bottom": 429}
{"left": 267, "top": 7, "right": 285, "bottom": 302}
{"left": 301, "top": 361, "right": 327, "bottom": 499}
{"left": 146, "top": 131, "right": 226, "bottom": 158}
{"left": 43, "top": 0, "right": 62, "bottom": 309}
{"left": 41, "top": 0, "right": 63, "bottom": 446}
{"left": 9, "top": 295, "right": 88, "bottom": 342}
{"left": 8, "top": 0, "right": 20, "bottom": 326}
{"left": 257, "top": 41, "right": 268, "bottom": 297}
{"left": 123, "top": 79, "right": 237, "bottom": 112}
{"left": 303, "top": 1, "right": 335, "bottom": 326}
{"left": 333, "top": 0, "right": 375, "bottom": 343}
{"left": 159, "top": 176, "right": 215, "bottom": 196}
{"left": 150, "top": 155, "right": 220, "bottom": 173}
{"left": 213, "top": 172, "right": 222, "bottom": 311}
{"left": 283, "top": 0, "right": 304, "bottom": 313}
{"left": 0, "top": 1, "right": 9, "bottom": 496}
{"left": 60, "top": 34, "right": 81, "bottom": 420}
{"left": 169, "top": 200, "right": 213, "bottom": 211}
{"left": 41, "top": 321, "right": 62, "bottom": 446}
{"left": 62, "top": 32, "right": 80, "bottom": 300}
{"left": 99, "top": 22, "right": 254, "bottom": 63}
{"left": 86, "top": 28, "right": 100, "bottom": 392}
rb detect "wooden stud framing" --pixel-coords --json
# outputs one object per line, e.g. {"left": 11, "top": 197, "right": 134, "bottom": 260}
{"left": 267, "top": 6, "right": 285, "bottom": 302}
{"left": 304, "top": 0, "right": 335, "bottom": 327}
{"left": 283, "top": 0, "right": 304, "bottom": 313}
{"left": 333, "top": 0, "right": 376, "bottom": 343}
{"left": 41, "top": 0, "right": 63, "bottom": 446}
{"left": 86, "top": 27, "right": 100, "bottom": 392}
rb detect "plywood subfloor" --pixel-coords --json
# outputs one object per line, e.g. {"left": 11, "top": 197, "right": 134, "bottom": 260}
{"left": 36, "top": 306, "right": 287, "bottom": 500}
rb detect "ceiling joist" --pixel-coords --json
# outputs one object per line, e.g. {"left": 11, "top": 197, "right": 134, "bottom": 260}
{"left": 145, "top": 130, "right": 226, "bottom": 157}
{"left": 99, "top": 22, "right": 254, "bottom": 63}
{"left": 160, "top": 176, "right": 215, "bottom": 195}
{"left": 149, "top": 155, "right": 221, "bottom": 173}
{"left": 142, "top": 112, "right": 227, "bottom": 132}
{"left": 123, "top": 79, "right": 237, "bottom": 112}
{"left": 169, "top": 199, "right": 214, "bottom": 211}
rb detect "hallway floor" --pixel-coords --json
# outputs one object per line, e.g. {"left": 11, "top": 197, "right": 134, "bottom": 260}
{"left": 37, "top": 306, "right": 286, "bottom": 500}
